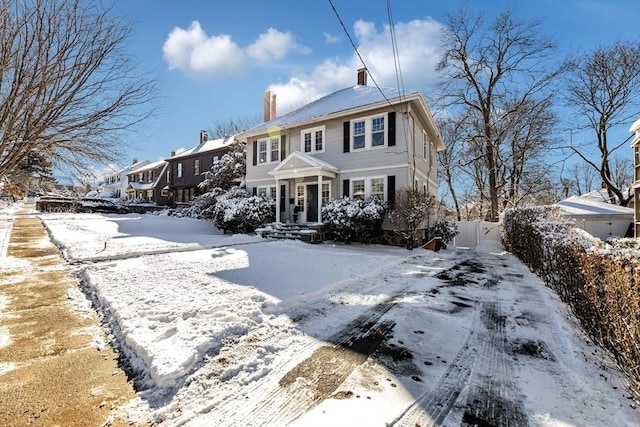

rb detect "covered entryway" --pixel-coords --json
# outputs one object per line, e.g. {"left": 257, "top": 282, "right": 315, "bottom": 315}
{"left": 269, "top": 152, "right": 338, "bottom": 224}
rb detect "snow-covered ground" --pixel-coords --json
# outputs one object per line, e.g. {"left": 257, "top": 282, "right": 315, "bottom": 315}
{"left": 2, "top": 204, "right": 639, "bottom": 426}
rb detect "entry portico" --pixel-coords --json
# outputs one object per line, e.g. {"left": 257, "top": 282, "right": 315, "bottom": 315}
{"left": 269, "top": 151, "right": 338, "bottom": 223}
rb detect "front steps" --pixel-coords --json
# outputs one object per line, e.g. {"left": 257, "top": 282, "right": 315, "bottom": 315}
{"left": 256, "top": 222, "right": 327, "bottom": 244}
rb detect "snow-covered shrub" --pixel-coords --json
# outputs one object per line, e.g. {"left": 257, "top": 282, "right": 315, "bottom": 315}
{"left": 212, "top": 187, "right": 275, "bottom": 233}
{"left": 427, "top": 219, "right": 459, "bottom": 249}
{"left": 388, "top": 188, "right": 435, "bottom": 249}
{"left": 322, "top": 197, "right": 386, "bottom": 244}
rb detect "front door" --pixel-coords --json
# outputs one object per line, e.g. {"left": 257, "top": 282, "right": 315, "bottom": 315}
{"left": 307, "top": 184, "right": 318, "bottom": 222}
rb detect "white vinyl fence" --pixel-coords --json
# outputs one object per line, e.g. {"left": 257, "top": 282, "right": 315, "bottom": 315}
{"left": 453, "top": 221, "right": 502, "bottom": 249}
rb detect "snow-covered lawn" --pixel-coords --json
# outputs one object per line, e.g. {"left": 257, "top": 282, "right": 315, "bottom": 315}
{"left": 3, "top": 206, "right": 639, "bottom": 426}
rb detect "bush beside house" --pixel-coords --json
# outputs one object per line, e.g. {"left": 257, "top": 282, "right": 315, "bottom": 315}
{"left": 502, "top": 206, "right": 640, "bottom": 399}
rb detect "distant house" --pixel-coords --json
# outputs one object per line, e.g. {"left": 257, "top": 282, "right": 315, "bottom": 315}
{"left": 53, "top": 176, "right": 84, "bottom": 196}
{"left": 101, "top": 159, "right": 150, "bottom": 199}
{"left": 126, "top": 159, "right": 169, "bottom": 205}
{"left": 238, "top": 68, "right": 445, "bottom": 229}
{"left": 166, "top": 131, "right": 235, "bottom": 204}
{"left": 631, "top": 117, "right": 640, "bottom": 237}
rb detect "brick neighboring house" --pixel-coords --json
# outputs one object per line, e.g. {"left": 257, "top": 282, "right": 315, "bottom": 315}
{"left": 166, "top": 131, "right": 235, "bottom": 205}
{"left": 239, "top": 68, "right": 446, "bottom": 229}
{"left": 631, "top": 117, "right": 640, "bottom": 237}
{"left": 126, "top": 159, "right": 169, "bottom": 205}
{"left": 101, "top": 159, "right": 150, "bottom": 199}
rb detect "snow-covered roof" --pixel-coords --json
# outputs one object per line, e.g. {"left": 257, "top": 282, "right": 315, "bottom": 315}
{"left": 244, "top": 85, "right": 422, "bottom": 135}
{"left": 129, "top": 159, "right": 167, "bottom": 173}
{"left": 169, "top": 135, "right": 235, "bottom": 160}
{"left": 629, "top": 117, "right": 640, "bottom": 134}
{"left": 557, "top": 195, "right": 634, "bottom": 219}
{"left": 128, "top": 182, "right": 154, "bottom": 191}
{"left": 54, "top": 176, "right": 82, "bottom": 187}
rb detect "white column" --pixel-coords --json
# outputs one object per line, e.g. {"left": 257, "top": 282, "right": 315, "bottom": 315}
{"left": 275, "top": 179, "right": 281, "bottom": 223}
{"left": 317, "top": 175, "right": 322, "bottom": 224}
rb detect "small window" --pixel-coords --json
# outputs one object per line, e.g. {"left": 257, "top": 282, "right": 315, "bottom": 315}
{"left": 259, "top": 140, "right": 267, "bottom": 163}
{"left": 166, "top": 170, "right": 170, "bottom": 183}
{"left": 322, "top": 182, "right": 330, "bottom": 206}
{"left": 177, "top": 163, "right": 183, "bottom": 178}
{"left": 138, "top": 172, "right": 143, "bottom": 182}
{"left": 352, "top": 179, "right": 365, "bottom": 200}
{"left": 371, "top": 117, "right": 385, "bottom": 147}
{"left": 353, "top": 121, "right": 365, "bottom": 150}
{"left": 270, "top": 138, "right": 279, "bottom": 162}
{"left": 194, "top": 159, "right": 200, "bottom": 175}
{"left": 371, "top": 178, "right": 384, "bottom": 200}
{"left": 304, "top": 133, "right": 312, "bottom": 153}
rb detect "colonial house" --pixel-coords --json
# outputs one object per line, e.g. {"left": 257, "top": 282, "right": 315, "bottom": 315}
{"left": 101, "top": 159, "right": 150, "bottom": 199}
{"left": 166, "top": 132, "right": 235, "bottom": 204}
{"left": 630, "top": 117, "right": 640, "bottom": 237}
{"left": 239, "top": 68, "right": 446, "bottom": 228}
{"left": 126, "top": 159, "right": 169, "bottom": 205}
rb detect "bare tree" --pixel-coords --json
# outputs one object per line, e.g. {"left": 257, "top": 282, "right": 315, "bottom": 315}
{"left": 437, "top": 8, "right": 569, "bottom": 221}
{"left": 0, "top": 0, "right": 155, "bottom": 179}
{"left": 436, "top": 115, "right": 466, "bottom": 221}
{"left": 388, "top": 187, "right": 435, "bottom": 249}
{"left": 564, "top": 41, "right": 640, "bottom": 206}
{"left": 564, "top": 162, "right": 599, "bottom": 197}
{"left": 208, "top": 116, "right": 261, "bottom": 139}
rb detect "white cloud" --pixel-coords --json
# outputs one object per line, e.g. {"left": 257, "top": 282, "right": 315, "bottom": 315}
{"left": 246, "top": 28, "right": 311, "bottom": 63}
{"left": 162, "top": 21, "right": 246, "bottom": 79}
{"left": 323, "top": 32, "right": 341, "bottom": 44}
{"left": 266, "top": 18, "right": 445, "bottom": 116}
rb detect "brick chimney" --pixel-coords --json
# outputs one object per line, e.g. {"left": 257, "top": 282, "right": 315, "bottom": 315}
{"left": 170, "top": 151, "right": 175, "bottom": 157}
{"left": 263, "top": 90, "right": 276, "bottom": 122}
{"left": 357, "top": 67, "right": 367, "bottom": 86}
{"left": 132, "top": 158, "right": 138, "bottom": 165}
{"left": 200, "top": 130, "right": 207, "bottom": 144}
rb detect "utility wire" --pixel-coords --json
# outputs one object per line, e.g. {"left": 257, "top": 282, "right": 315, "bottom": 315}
{"left": 327, "top": 0, "right": 400, "bottom": 112}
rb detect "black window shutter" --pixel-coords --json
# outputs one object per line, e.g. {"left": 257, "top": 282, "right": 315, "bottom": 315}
{"left": 252, "top": 141, "right": 257, "bottom": 166}
{"left": 388, "top": 112, "right": 396, "bottom": 147}
{"left": 343, "top": 179, "right": 350, "bottom": 197}
{"left": 280, "top": 184, "right": 286, "bottom": 212}
{"left": 387, "top": 175, "right": 395, "bottom": 207}
{"left": 252, "top": 187, "right": 257, "bottom": 196}
{"left": 343, "top": 121, "right": 350, "bottom": 153}
{"left": 280, "top": 135, "right": 286, "bottom": 161}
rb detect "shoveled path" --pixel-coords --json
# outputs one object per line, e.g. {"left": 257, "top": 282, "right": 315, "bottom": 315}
{"left": 0, "top": 205, "right": 142, "bottom": 426}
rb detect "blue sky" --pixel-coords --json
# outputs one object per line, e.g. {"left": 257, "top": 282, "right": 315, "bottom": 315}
{"left": 105, "top": 0, "right": 640, "bottom": 173}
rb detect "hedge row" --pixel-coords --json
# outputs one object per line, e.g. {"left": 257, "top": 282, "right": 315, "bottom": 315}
{"left": 502, "top": 206, "right": 640, "bottom": 399}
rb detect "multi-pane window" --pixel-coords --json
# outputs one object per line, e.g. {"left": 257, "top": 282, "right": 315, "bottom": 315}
{"left": 353, "top": 121, "right": 365, "bottom": 149}
{"left": 352, "top": 179, "right": 365, "bottom": 200}
{"left": 259, "top": 141, "right": 267, "bottom": 163}
{"left": 257, "top": 186, "right": 277, "bottom": 200}
{"left": 258, "top": 137, "right": 281, "bottom": 164}
{"left": 148, "top": 170, "right": 154, "bottom": 182}
{"left": 371, "top": 178, "right": 384, "bottom": 200}
{"left": 270, "top": 138, "right": 280, "bottom": 162}
{"left": 351, "top": 114, "right": 387, "bottom": 150}
{"left": 371, "top": 117, "right": 385, "bottom": 146}
{"left": 138, "top": 172, "right": 144, "bottom": 182}
{"left": 177, "top": 163, "right": 183, "bottom": 178}
{"left": 301, "top": 126, "right": 325, "bottom": 153}
{"left": 351, "top": 177, "right": 385, "bottom": 201}
{"left": 322, "top": 182, "right": 330, "bottom": 206}
{"left": 296, "top": 185, "right": 305, "bottom": 212}
{"left": 194, "top": 159, "right": 200, "bottom": 175}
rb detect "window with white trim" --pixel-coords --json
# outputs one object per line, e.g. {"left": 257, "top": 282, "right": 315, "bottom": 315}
{"left": 351, "top": 114, "right": 387, "bottom": 150}
{"left": 351, "top": 177, "right": 386, "bottom": 201}
{"left": 177, "top": 163, "right": 183, "bottom": 178}
{"left": 322, "top": 182, "right": 331, "bottom": 206}
{"left": 166, "top": 170, "right": 170, "bottom": 183}
{"left": 257, "top": 186, "right": 277, "bottom": 200}
{"left": 138, "top": 172, "right": 143, "bottom": 182}
{"left": 301, "top": 126, "right": 325, "bottom": 153}
{"left": 258, "top": 136, "right": 281, "bottom": 164}
{"left": 194, "top": 159, "right": 200, "bottom": 175}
